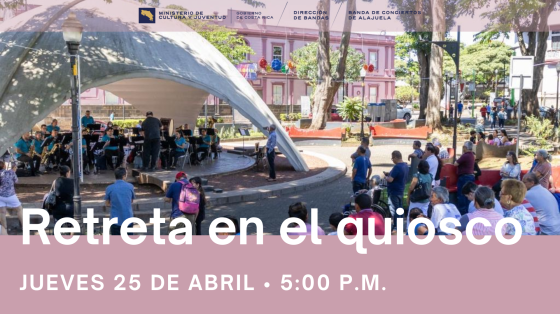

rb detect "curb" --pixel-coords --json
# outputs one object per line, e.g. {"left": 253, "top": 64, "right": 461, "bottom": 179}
{"left": 15, "top": 151, "right": 347, "bottom": 222}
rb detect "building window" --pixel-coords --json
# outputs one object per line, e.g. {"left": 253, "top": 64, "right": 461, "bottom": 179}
{"left": 273, "top": 85, "right": 283, "bottom": 105}
{"left": 369, "top": 51, "right": 378, "bottom": 71}
{"left": 552, "top": 31, "right": 560, "bottom": 50}
{"left": 273, "top": 46, "right": 283, "bottom": 62}
{"left": 306, "top": 85, "right": 314, "bottom": 97}
{"left": 369, "top": 86, "right": 377, "bottom": 103}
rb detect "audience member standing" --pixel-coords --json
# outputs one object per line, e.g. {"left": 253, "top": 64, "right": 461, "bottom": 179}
{"left": 352, "top": 146, "right": 372, "bottom": 193}
{"left": 0, "top": 161, "right": 23, "bottom": 235}
{"left": 454, "top": 141, "right": 475, "bottom": 215}
{"left": 408, "top": 160, "right": 432, "bottom": 219}
{"left": 351, "top": 137, "right": 371, "bottom": 162}
{"left": 384, "top": 151, "right": 408, "bottom": 229}
{"left": 104, "top": 168, "right": 135, "bottom": 235}
{"left": 523, "top": 173, "right": 560, "bottom": 235}
{"left": 141, "top": 111, "right": 162, "bottom": 171}
{"left": 190, "top": 177, "right": 206, "bottom": 235}
{"left": 265, "top": 124, "right": 278, "bottom": 182}
{"left": 423, "top": 143, "right": 439, "bottom": 186}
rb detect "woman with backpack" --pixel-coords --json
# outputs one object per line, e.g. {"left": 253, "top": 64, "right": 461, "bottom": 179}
{"left": 165, "top": 172, "right": 200, "bottom": 235}
{"left": 407, "top": 160, "right": 433, "bottom": 228}
{"left": 189, "top": 177, "right": 206, "bottom": 235}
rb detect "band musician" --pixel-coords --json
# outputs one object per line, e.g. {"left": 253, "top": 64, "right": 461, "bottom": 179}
{"left": 14, "top": 132, "right": 41, "bottom": 176}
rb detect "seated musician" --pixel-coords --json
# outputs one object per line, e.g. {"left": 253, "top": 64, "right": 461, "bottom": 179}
{"left": 170, "top": 130, "right": 188, "bottom": 169}
{"left": 40, "top": 124, "right": 48, "bottom": 136}
{"left": 65, "top": 129, "right": 93, "bottom": 175}
{"left": 102, "top": 128, "right": 122, "bottom": 170}
{"left": 33, "top": 132, "right": 44, "bottom": 157}
{"left": 197, "top": 129, "right": 212, "bottom": 161}
{"left": 211, "top": 128, "right": 221, "bottom": 159}
{"left": 45, "top": 129, "right": 62, "bottom": 170}
{"left": 106, "top": 121, "right": 115, "bottom": 130}
{"left": 14, "top": 132, "right": 41, "bottom": 176}
{"left": 46, "top": 119, "right": 61, "bottom": 134}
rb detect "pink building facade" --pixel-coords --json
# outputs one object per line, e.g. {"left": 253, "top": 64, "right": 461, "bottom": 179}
{"left": 208, "top": 9, "right": 396, "bottom": 109}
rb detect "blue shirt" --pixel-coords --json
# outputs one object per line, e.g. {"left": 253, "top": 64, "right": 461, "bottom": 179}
{"left": 33, "top": 139, "right": 43, "bottom": 154}
{"left": 14, "top": 138, "right": 31, "bottom": 159}
{"left": 102, "top": 135, "right": 118, "bottom": 151}
{"left": 266, "top": 130, "right": 277, "bottom": 152}
{"left": 175, "top": 137, "right": 186, "bottom": 152}
{"left": 387, "top": 162, "right": 409, "bottom": 196}
{"left": 104, "top": 180, "right": 135, "bottom": 226}
{"left": 81, "top": 138, "right": 87, "bottom": 154}
{"left": 46, "top": 136, "right": 58, "bottom": 151}
{"left": 46, "top": 125, "right": 60, "bottom": 133}
{"left": 457, "top": 102, "right": 463, "bottom": 112}
{"left": 200, "top": 135, "right": 212, "bottom": 148}
{"left": 166, "top": 179, "right": 190, "bottom": 219}
{"left": 353, "top": 155, "right": 371, "bottom": 184}
{"left": 81, "top": 116, "right": 94, "bottom": 128}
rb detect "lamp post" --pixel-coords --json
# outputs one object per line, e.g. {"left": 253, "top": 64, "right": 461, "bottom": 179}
{"left": 555, "top": 62, "right": 560, "bottom": 128}
{"left": 62, "top": 12, "right": 83, "bottom": 228}
{"left": 495, "top": 68, "right": 498, "bottom": 97}
{"left": 360, "top": 68, "right": 366, "bottom": 138}
{"left": 444, "top": 71, "right": 450, "bottom": 119}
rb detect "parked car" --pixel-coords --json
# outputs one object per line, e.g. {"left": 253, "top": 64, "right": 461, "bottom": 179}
{"left": 308, "top": 108, "right": 343, "bottom": 121}
{"left": 396, "top": 105, "right": 412, "bottom": 123}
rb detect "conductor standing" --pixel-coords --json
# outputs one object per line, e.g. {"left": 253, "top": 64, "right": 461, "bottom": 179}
{"left": 266, "top": 124, "right": 277, "bottom": 182}
{"left": 141, "top": 111, "right": 162, "bottom": 171}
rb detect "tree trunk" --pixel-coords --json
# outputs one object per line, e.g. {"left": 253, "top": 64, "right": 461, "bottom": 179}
{"left": 417, "top": 50, "right": 430, "bottom": 119}
{"left": 426, "top": 0, "right": 445, "bottom": 130}
{"left": 309, "top": 0, "right": 354, "bottom": 130}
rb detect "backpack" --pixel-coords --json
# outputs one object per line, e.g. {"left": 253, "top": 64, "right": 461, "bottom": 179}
{"left": 178, "top": 181, "right": 200, "bottom": 215}
{"left": 410, "top": 173, "right": 432, "bottom": 202}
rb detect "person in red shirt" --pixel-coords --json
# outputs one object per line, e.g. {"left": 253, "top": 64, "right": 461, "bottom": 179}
{"left": 344, "top": 194, "right": 386, "bottom": 235}
{"left": 480, "top": 105, "right": 487, "bottom": 121}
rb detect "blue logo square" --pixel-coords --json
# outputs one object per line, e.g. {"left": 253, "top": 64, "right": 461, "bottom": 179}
{"left": 139, "top": 8, "right": 155, "bottom": 23}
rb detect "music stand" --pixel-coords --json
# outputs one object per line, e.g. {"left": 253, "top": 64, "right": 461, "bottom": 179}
{"left": 113, "top": 129, "right": 120, "bottom": 137}
{"left": 238, "top": 128, "right": 250, "bottom": 157}
{"left": 61, "top": 133, "right": 73, "bottom": 146}
{"left": 206, "top": 128, "right": 216, "bottom": 136}
{"left": 132, "top": 127, "right": 141, "bottom": 135}
{"left": 181, "top": 129, "right": 193, "bottom": 137}
{"left": 87, "top": 124, "right": 101, "bottom": 133}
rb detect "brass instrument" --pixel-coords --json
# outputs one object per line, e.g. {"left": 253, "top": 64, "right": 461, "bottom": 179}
{"left": 41, "top": 143, "right": 60, "bottom": 165}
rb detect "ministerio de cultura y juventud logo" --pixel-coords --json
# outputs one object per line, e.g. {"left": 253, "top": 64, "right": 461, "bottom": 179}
{"left": 139, "top": 8, "right": 155, "bottom": 23}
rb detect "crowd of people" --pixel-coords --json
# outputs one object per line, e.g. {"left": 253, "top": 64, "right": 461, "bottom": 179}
{"left": 344, "top": 136, "right": 560, "bottom": 236}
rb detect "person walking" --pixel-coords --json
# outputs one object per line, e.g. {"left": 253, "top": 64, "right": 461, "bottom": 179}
{"left": 454, "top": 141, "right": 475, "bottom": 215}
{"left": 491, "top": 107, "right": 498, "bottom": 129}
{"left": 498, "top": 108, "right": 506, "bottom": 128}
{"left": 190, "top": 176, "right": 206, "bottom": 235}
{"left": 0, "top": 161, "right": 23, "bottom": 235}
{"left": 384, "top": 150, "right": 408, "bottom": 230}
{"left": 265, "top": 124, "right": 277, "bottom": 182}
{"left": 457, "top": 101, "right": 463, "bottom": 119}
{"left": 104, "top": 168, "right": 135, "bottom": 235}
{"left": 165, "top": 171, "right": 199, "bottom": 235}
{"left": 141, "top": 111, "right": 162, "bottom": 171}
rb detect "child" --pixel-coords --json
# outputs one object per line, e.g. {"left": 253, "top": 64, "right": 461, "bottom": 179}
{"left": 328, "top": 212, "right": 344, "bottom": 235}
{"left": 408, "top": 208, "right": 428, "bottom": 236}
{"left": 408, "top": 140, "right": 424, "bottom": 161}
{"left": 487, "top": 134, "right": 494, "bottom": 145}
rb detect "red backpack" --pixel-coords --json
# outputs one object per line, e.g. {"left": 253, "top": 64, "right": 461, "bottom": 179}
{"left": 178, "top": 181, "right": 200, "bottom": 215}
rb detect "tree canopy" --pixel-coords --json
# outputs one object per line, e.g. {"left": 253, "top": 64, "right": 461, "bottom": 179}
{"left": 291, "top": 42, "right": 365, "bottom": 86}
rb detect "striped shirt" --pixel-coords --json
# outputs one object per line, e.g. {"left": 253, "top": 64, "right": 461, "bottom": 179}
{"left": 461, "top": 210, "right": 505, "bottom": 236}
{"left": 521, "top": 199, "right": 540, "bottom": 234}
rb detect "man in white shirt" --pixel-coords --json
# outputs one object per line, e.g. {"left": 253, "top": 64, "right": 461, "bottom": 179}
{"left": 424, "top": 143, "right": 439, "bottom": 186}
{"left": 523, "top": 173, "right": 560, "bottom": 235}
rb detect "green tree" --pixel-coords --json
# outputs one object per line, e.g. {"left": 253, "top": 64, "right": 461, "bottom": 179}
{"left": 164, "top": 5, "right": 254, "bottom": 65}
{"left": 291, "top": 42, "right": 364, "bottom": 100}
{"left": 0, "top": 0, "right": 23, "bottom": 10}
{"left": 458, "top": 0, "right": 560, "bottom": 116}
{"left": 395, "top": 86, "right": 419, "bottom": 104}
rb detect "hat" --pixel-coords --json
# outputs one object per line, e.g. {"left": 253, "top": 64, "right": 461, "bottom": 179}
{"left": 175, "top": 172, "right": 187, "bottom": 180}
{"left": 146, "top": 111, "right": 153, "bottom": 116}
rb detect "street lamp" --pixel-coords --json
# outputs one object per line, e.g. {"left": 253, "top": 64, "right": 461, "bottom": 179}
{"left": 360, "top": 67, "right": 367, "bottom": 138}
{"left": 556, "top": 62, "right": 560, "bottom": 128}
{"left": 495, "top": 68, "right": 499, "bottom": 97}
{"left": 62, "top": 12, "right": 83, "bottom": 229}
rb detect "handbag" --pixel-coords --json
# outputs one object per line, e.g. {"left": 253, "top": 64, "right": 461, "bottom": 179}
{"left": 42, "top": 179, "right": 57, "bottom": 214}
{"left": 410, "top": 174, "right": 431, "bottom": 202}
